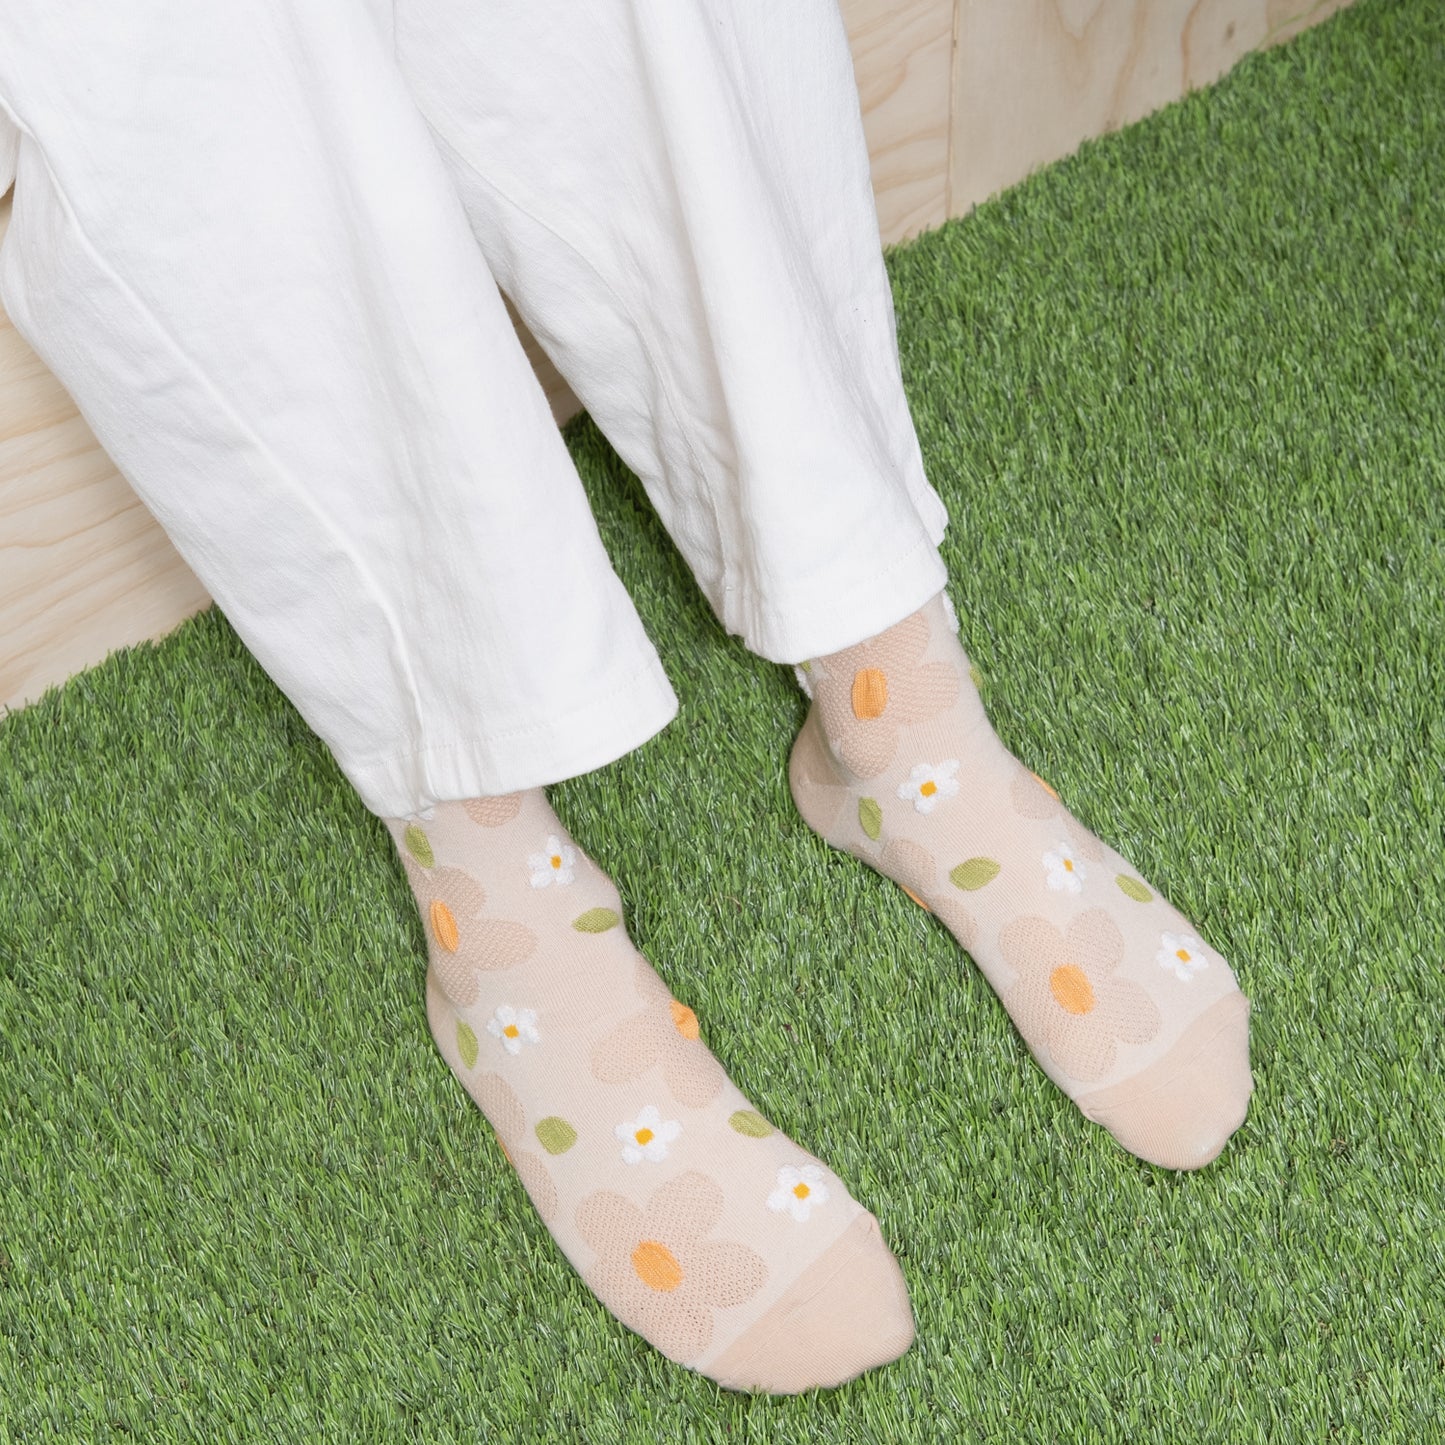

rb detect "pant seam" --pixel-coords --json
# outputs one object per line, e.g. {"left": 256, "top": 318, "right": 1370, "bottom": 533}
{"left": 416, "top": 112, "right": 739, "bottom": 628}
{"left": 336, "top": 642, "right": 673, "bottom": 766}
{"left": 754, "top": 529, "right": 948, "bottom": 662}
{"left": 0, "top": 120, "right": 440, "bottom": 796}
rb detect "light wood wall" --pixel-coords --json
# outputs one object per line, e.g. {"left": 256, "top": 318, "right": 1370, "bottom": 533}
{"left": 948, "top": 0, "right": 1354, "bottom": 214}
{"left": 0, "top": 0, "right": 1354, "bottom": 714}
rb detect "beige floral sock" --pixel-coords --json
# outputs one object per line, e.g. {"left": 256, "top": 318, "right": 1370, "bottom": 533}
{"left": 385, "top": 789, "right": 914, "bottom": 1392}
{"left": 790, "top": 591, "right": 1252, "bottom": 1170}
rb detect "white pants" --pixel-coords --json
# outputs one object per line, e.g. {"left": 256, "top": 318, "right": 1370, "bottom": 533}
{"left": 0, "top": 1, "right": 949, "bottom": 817}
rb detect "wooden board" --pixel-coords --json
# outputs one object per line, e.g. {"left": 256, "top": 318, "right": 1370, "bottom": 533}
{"left": 949, "top": 0, "right": 1355, "bottom": 212}
{"left": 844, "top": 0, "right": 956, "bottom": 242}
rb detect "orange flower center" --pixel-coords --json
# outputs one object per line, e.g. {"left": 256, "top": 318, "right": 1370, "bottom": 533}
{"left": 1063, "top": 858, "right": 1074, "bottom": 872}
{"left": 920, "top": 780, "right": 938, "bottom": 797}
{"left": 550, "top": 854, "right": 562, "bottom": 869}
{"left": 1050, "top": 964, "right": 1096, "bottom": 1015}
{"left": 503, "top": 1023, "right": 519, "bottom": 1039}
{"left": 632, "top": 1239, "right": 684, "bottom": 1292}
{"left": 851, "top": 668, "right": 889, "bottom": 720}
{"left": 793, "top": 1182, "right": 811, "bottom": 1200}
{"left": 670, "top": 999, "right": 700, "bottom": 1040}
{"left": 430, "top": 899, "right": 459, "bottom": 953}
{"left": 1176, "top": 948, "right": 1191, "bottom": 962}
{"left": 635, "top": 1127, "right": 655, "bottom": 1146}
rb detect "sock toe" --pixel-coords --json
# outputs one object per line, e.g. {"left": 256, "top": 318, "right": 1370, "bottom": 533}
{"left": 708, "top": 1213, "right": 915, "bottom": 1394}
{"left": 1077, "top": 991, "right": 1253, "bottom": 1170}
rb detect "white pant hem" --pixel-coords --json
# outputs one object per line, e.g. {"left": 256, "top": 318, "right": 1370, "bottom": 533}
{"left": 742, "top": 487, "right": 950, "bottom": 662}
{"left": 339, "top": 645, "right": 680, "bottom": 817}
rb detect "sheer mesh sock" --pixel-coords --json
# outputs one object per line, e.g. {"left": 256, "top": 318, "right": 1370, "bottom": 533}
{"left": 790, "top": 592, "right": 1252, "bottom": 1170}
{"left": 385, "top": 788, "right": 914, "bottom": 1391}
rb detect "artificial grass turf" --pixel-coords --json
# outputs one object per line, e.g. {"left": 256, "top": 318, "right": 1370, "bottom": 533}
{"left": 2, "top": 0, "right": 1442, "bottom": 1436}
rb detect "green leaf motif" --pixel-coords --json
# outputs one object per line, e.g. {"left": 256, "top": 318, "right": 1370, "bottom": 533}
{"left": 535, "top": 1117, "right": 578, "bottom": 1155}
{"left": 950, "top": 857, "right": 1001, "bottom": 891}
{"left": 969, "top": 663, "right": 983, "bottom": 690}
{"left": 572, "top": 907, "right": 620, "bottom": 933}
{"left": 456, "top": 1020, "right": 478, "bottom": 1070}
{"left": 1116, "top": 875, "right": 1153, "bottom": 903}
{"left": 728, "top": 1109, "right": 774, "bottom": 1138}
{"left": 404, "top": 824, "right": 434, "bottom": 868}
{"left": 858, "top": 797, "right": 882, "bottom": 841}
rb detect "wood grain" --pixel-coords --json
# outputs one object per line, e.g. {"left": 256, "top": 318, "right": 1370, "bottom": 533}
{"left": 948, "top": 0, "right": 1356, "bottom": 214}
{"left": 843, "top": 0, "right": 956, "bottom": 243}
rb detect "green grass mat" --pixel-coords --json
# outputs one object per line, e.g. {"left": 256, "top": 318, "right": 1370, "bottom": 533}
{"left": 3, "top": 0, "right": 1441, "bottom": 1437}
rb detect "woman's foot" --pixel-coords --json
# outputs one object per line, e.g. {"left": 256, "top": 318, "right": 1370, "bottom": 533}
{"left": 790, "top": 592, "right": 1252, "bottom": 1170}
{"left": 385, "top": 789, "right": 914, "bottom": 1392}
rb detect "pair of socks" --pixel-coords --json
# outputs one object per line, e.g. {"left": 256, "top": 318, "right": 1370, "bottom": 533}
{"left": 385, "top": 592, "right": 1251, "bottom": 1393}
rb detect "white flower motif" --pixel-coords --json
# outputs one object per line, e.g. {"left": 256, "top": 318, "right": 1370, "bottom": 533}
{"left": 486, "top": 1004, "right": 540, "bottom": 1055}
{"left": 1156, "top": 931, "right": 1210, "bottom": 982}
{"left": 614, "top": 1104, "right": 681, "bottom": 1165}
{"left": 528, "top": 834, "right": 577, "bottom": 888}
{"left": 896, "top": 759, "right": 960, "bottom": 814}
{"left": 767, "top": 1164, "right": 830, "bottom": 1223}
{"left": 1042, "top": 841, "right": 1085, "bottom": 894}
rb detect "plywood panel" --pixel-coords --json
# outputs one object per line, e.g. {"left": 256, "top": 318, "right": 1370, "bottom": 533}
{"left": 949, "top": 0, "right": 1355, "bottom": 215}
{"left": 1265, "top": 0, "right": 1355, "bottom": 46}
{"left": 844, "top": 0, "right": 956, "bottom": 243}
